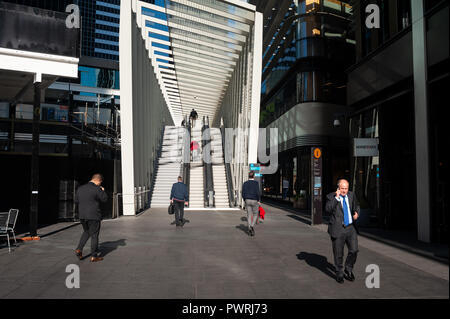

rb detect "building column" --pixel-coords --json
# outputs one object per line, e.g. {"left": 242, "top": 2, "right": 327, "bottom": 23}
{"left": 119, "top": 0, "right": 136, "bottom": 215}
{"left": 248, "top": 12, "right": 263, "bottom": 165}
{"left": 29, "top": 73, "right": 42, "bottom": 237}
{"left": 411, "top": 0, "right": 431, "bottom": 243}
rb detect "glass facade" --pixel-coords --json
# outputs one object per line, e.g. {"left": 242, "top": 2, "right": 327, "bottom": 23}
{"left": 79, "top": 66, "right": 120, "bottom": 90}
{"left": 79, "top": 0, "right": 120, "bottom": 61}
{"left": 256, "top": 0, "right": 355, "bottom": 206}
{"left": 260, "top": 0, "right": 354, "bottom": 127}
{"left": 357, "top": 0, "right": 413, "bottom": 60}
{"left": 1, "top": 0, "right": 72, "bottom": 12}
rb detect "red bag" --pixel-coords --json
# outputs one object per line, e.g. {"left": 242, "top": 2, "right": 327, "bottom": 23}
{"left": 259, "top": 206, "right": 266, "bottom": 220}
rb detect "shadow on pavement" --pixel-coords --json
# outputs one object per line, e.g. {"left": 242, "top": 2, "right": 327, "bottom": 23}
{"left": 99, "top": 239, "right": 127, "bottom": 257}
{"left": 287, "top": 214, "right": 311, "bottom": 226}
{"left": 296, "top": 252, "right": 335, "bottom": 279}
{"left": 236, "top": 224, "right": 249, "bottom": 235}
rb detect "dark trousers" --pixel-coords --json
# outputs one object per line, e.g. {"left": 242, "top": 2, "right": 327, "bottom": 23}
{"left": 331, "top": 224, "right": 358, "bottom": 275}
{"left": 173, "top": 200, "right": 185, "bottom": 225}
{"left": 77, "top": 219, "right": 101, "bottom": 257}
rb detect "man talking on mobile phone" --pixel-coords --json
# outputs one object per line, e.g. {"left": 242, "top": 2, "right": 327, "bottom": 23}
{"left": 325, "top": 179, "right": 360, "bottom": 283}
{"left": 74, "top": 174, "right": 108, "bottom": 262}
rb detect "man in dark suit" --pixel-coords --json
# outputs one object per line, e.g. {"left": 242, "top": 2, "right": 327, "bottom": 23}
{"left": 74, "top": 174, "right": 108, "bottom": 262}
{"left": 189, "top": 109, "right": 198, "bottom": 128}
{"left": 325, "top": 179, "right": 360, "bottom": 283}
{"left": 170, "top": 176, "right": 189, "bottom": 227}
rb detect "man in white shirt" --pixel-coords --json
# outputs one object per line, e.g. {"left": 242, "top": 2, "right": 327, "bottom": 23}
{"left": 325, "top": 179, "right": 360, "bottom": 284}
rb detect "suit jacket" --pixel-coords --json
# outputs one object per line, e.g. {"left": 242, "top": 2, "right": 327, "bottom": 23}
{"left": 75, "top": 182, "right": 108, "bottom": 220}
{"left": 325, "top": 191, "right": 360, "bottom": 238}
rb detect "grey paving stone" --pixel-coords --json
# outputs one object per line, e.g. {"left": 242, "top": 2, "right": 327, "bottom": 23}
{"left": 0, "top": 206, "right": 448, "bottom": 299}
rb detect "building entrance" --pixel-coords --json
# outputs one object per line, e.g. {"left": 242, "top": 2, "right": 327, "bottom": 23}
{"left": 378, "top": 92, "right": 417, "bottom": 232}
{"left": 429, "top": 75, "right": 449, "bottom": 244}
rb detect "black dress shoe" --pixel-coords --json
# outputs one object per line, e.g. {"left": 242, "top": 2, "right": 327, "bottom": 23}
{"left": 336, "top": 274, "right": 344, "bottom": 284}
{"left": 344, "top": 270, "right": 355, "bottom": 281}
{"left": 251, "top": 227, "right": 255, "bottom": 236}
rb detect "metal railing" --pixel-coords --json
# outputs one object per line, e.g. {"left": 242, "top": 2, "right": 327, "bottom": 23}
{"left": 221, "top": 125, "right": 237, "bottom": 207}
{"left": 202, "top": 116, "right": 215, "bottom": 207}
{"left": 182, "top": 114, "right": 191, "bottom": 207}
{"left": 112, "top": 188, "right": 151, "bottom": 218}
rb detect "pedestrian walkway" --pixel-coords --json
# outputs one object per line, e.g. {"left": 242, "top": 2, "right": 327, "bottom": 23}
{"left": 0, "top": 205, "right": 448, "bottom": 299}
{"left": 262, "top": 196, "right": 449, "bottom": 265}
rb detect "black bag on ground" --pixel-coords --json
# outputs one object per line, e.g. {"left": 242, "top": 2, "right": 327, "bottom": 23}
{"left": 168, "top": 203, "right": 175, "bottom": 215}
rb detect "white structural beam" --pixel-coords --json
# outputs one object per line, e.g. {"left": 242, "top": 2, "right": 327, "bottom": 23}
{"left": 49, "top": 82, "right": 120, "bottom": 96}
{"left": 122, "top": 0, "right": 262, "bottom": 214}
{"left": 168, "top": 21, "right": 246, "bottom": 44}
{"left": 219, "top": 0, "right": 256, "bottom": 11}
{"left": 0, "top": 48, "right": 79, "bottom": 78}
{"left": 411, "top": 0, "right": 431, "bottom": 243}
{"left": 170, "top": 0, "right": 255, "bottom": 24}
{"left": 120, "top": 0, "right": 136, "bottom": 216}
{"left": 248, "top": 12, "right": 263, "bottom": 164}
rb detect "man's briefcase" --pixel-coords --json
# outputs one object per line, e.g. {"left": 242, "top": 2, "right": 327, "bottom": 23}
{"left": 168, "top": 203, "right": 175, "bottom": 215}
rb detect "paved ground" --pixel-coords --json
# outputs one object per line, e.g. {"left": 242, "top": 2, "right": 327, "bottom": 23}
{"left": 0, "top": 204, "right": 448, "bottom": 299}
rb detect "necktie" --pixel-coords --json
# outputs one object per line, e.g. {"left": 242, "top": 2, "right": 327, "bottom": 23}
{"left": 341, "top": 195, "right": 350, "bottom": 226}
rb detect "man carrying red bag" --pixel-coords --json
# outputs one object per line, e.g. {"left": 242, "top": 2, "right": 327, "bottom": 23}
{"left": 242, "top": 171, "right": 261, "bottom": 236}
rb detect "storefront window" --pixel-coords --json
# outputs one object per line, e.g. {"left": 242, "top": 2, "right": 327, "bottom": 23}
{"left": 79, "top": 66, "right": 120, "bottom": 90}
{"left": 350, "top": 108, "right": 380, "bottom": 225}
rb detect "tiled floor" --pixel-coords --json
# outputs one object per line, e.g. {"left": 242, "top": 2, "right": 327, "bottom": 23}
{"left": 0, "top": 205, "right": 448, "bottom": 299}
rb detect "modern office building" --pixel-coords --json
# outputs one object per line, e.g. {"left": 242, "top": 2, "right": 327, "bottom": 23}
{"left": 250, "top": 0, "right": 356, "bottom": 217}
{"left": 1, "top": 0, "right": 264, "bottom": 229}
{"left": 119, "top": 0, "right": 262, "bottom": 215}
{"left": 346, "top": 0, "right": 448, "bottom": 243}
{"left": 0, "top": 0, "right": 121, "bottom": 229}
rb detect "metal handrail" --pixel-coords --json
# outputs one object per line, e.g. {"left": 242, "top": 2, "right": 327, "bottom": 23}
{"left": 112, "top": 189, "right": 152, "bottom": 219}
{"left": 201, "top": 116, "right": 214, "bottom": 207}
{"left": 182, "top": 114, "right": 191, "bottom": 207}
{"left": 221, "top": 125, "right": 236, "bottom": 207}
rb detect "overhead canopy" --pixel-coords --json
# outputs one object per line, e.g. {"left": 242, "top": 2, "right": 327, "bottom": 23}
{"left": 133, "top": 0, "right": 257, "bottom": 124}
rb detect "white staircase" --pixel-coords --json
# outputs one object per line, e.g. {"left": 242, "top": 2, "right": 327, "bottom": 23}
{"left": 150, "top": 126, "right": 184, "bottom": 207}
{"left": 189, "top": 164, "right": 204, "bottom": 208}
{"left": 210, "top": 128, "right": 230, "bottom": 208}
{"left": 189, "top": 122, "right": 204, "bottom": 208}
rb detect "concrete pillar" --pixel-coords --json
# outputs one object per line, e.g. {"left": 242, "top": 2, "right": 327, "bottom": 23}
{"left": 119, "top": 0, "right": 136, "bottom": 215}
{"left": 411, "top": 0, "right": 431, "bottom": 242}
{"left": 248, "top": 12, "right": 263, "bottom": 165}
{"left": 29, "top": 73, "right": 41, "bottom": 236}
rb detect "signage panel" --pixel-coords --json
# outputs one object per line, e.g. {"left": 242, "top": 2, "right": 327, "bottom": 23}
{"left": 311, "top": 147, "right": 323, "bottom": 225}
{"left": 353, "top": 138, "right": 379, "bottom": 157}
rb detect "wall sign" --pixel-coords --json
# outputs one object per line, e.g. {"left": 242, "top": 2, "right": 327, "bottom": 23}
{"left": 310, "top": 147, "right": 323, "bottom": 225}
{"left": 353, "top": 138, "right": 379, "bottom": 157}
{"left": 313, "top": 148, "right": 322, "bottom": 159}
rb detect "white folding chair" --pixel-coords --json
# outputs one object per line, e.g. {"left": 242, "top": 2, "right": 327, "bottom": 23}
{"left": 0, "top": 212, "right": 11, "bottom": 252}
{"left": 0, "top": 209, "right": 19, "bottom": 253}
